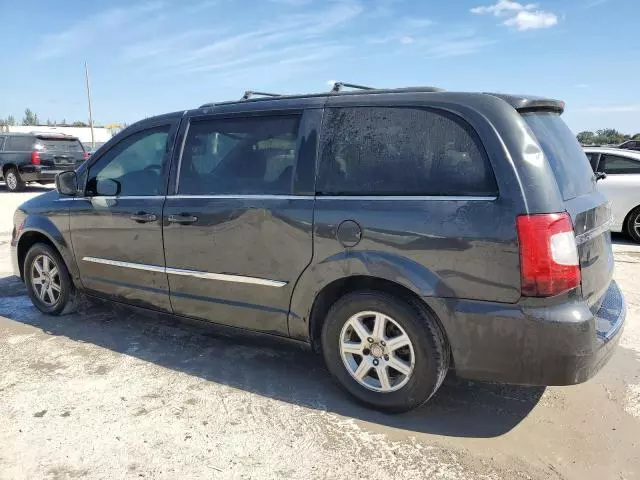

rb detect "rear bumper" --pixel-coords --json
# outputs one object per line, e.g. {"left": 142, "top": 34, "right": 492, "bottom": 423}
{"left": 430, "top": 280, "right": 625, "bottom": 386}
{"left": 18, "top": 165, "right": 73, "bottom": 183}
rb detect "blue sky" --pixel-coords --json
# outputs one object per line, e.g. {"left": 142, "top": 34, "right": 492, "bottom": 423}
{"left": 1, "top": 0, "right": 638, "bottom": 134}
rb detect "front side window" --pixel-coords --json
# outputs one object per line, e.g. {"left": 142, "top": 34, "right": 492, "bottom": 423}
{"left": 178, "top": 115, "right": 299, "bottom": 195}
{"left": 600, "top": 154, "right": 640, "bottom": 175}
{"left": 317, "top": 107, "right": 497, "bottom": 196}
{"left": 86, "top": 125, "right": 170, "bottom": 196}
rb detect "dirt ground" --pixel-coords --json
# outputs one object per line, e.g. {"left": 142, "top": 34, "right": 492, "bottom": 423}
{"left": 0, "top": 184, "right": 639, "bottom": 480}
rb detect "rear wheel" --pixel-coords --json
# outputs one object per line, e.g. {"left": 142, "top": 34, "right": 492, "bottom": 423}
{"left": 24, "top": 243, "right": 77, "bottom": 315}
{"left": 321, "top": 291, "right": 449, "bottom": 413}
{"left": 625, "top": 207, "right": 640, "bottom": 244}
{"left": 4, "top": 167, "right": 24, "bottom": 192}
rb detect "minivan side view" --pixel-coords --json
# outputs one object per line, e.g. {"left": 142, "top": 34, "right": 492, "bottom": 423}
{"left": 0, "top": 132, "right": 88, "bottom": 191}
{"left": 10, "top": 85, "right": 626, "bottom": 412}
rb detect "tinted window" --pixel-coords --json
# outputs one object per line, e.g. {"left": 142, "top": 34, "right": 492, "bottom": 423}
{"left": 86, "top": 126, "right": 170, "bottom": 196}
{"left": 38, "top": 138, "right": 85, "bottom": 153}
{"left": 585, "top": 152, "right": 600, "bottom": 172}
{"left": 522, "top": 113, "right": 594, "bottom": 200}
{"left": 6, "top": 136, "right": 34, "bottom": 151}
{"left": 0, "top": 137, "right": 5, "bottom": 151}
{"left": 600, "top": 154, "right": 640, "bottom": 174}
{"left": 178, "top": 115, "right": 299, "bottom": 195}
{"left": 317, "top": 107, "right": 497, "bottom": 196}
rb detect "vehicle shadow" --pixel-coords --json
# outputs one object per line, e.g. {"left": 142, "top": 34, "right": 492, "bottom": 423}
{"left": 0, "top": 183, "right": 54, "bottom": 194}
{"left": 0, "top": 276, "right": 544, "bottom": 439}
{"left": 611, "top": 232, "right": 637, "bottom": 247}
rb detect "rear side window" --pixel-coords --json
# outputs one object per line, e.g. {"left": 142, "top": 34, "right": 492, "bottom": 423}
{"left": 6, "top": 136, "right": 34, "bottom": 151}
{"left": 317, "top": 107, "right": 497, "bottom": 196}
{"left": 600, "top": 154, "right": 640, "bottom": 174}
{"left": 178, "top": 115, "right": 300, "bottom": 195}
{"left": 522, "top": 113, "right": 594, "bottom": 200}
{"left": 37, "top": 138, "right": 85, "bottom": 153}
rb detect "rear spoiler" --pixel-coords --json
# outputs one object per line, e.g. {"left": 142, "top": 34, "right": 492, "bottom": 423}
{"left": 485, "top": 93, "right": 565, "bottom": 114}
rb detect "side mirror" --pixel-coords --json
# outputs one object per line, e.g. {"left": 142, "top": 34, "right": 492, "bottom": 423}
{"left": 595, "top": 171, "right": 607, "bottom": 182}
{"left": 55, "top": 171, "right": 78, "bottom": 196}
{"left": 95, "top": 178, "right": 121, "bottom": 196}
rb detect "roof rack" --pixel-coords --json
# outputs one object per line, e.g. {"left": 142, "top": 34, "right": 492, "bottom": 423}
{"left": 241, "top": 90, "right": 282, "bottom": 100}
{"left": 330, "top": 82, "right": 374, "bottom": 92}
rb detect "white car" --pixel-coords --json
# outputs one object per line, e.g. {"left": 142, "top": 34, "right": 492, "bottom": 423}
{"left": 584, "top": 147, "right": 640, "bottom": 243}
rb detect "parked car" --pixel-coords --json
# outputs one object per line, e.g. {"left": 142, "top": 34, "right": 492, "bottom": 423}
{"left": 0, "top": 132, "right": 88, "bottom": 191}
{"left": 10, "top": 85, "right": 625, "bottom": 412}
{"left": 584, "top": 146, "right": 640, "bottom": 242}
{"left": 617, "top": 140, "right": 640, "bottom": 152}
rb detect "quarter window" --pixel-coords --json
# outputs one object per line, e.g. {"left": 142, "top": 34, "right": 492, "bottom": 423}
{"left": 317, "top": 107, "right": 497, "bottom": 196}
{"left": 178, "top": 115, "right": 299, "bottom": 195}
{"left": 600, "top": 154, "right": 640, "bottom": 175}
{"left": 6, "top": 136, "right": 34, "bottom": 151}
{"left": 86, "top": 126, "right": 170, "bottom": 196}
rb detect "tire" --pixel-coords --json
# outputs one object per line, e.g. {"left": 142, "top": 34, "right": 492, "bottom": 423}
{"left": 625, "top": 207, "right": 640, "bottom": 244}
{"left": 24, "top": 243, "right": 77, "bottom": 315}
{"left": 4, "top": 167, "right": 25, "bottom": 192}
{"left": 321, "top": 291, "right": 450, "bottom": 413}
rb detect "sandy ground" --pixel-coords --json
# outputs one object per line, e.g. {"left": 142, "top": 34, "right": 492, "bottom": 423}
{"left": 0, "top": 184, "right": 639, "bottom": 480}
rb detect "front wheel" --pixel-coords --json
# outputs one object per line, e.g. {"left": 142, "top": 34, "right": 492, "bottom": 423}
{"left": 24, "top": 243, "right": 77, "bottom": 315}
{"left": 321, "top": 291, "right": 450, "bottom": 413}
{"left": 626, "top": 207, "right": 640, "bottom": 243}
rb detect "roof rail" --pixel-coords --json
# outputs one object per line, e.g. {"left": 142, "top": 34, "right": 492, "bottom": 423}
{"left": 241, "top": 90, "right": 282, "bottom": 100}
{"left": 330, "top": 82, "right": 374, "bottom": 92}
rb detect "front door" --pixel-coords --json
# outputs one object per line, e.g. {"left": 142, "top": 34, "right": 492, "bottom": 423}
{"left": 69, "top": 120, "right": 179, "bottom": 312}
{"left": 162, "top": 111, "right": 314, "bottom": 335}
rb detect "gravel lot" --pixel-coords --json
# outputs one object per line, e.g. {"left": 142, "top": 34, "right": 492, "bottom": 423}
{"left": 1, "top": 184, "right": 639, "bottom": 480}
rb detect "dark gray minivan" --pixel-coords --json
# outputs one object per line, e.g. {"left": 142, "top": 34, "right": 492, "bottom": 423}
{"left": 10, "top": 85, "right": 625, "bottom": 412}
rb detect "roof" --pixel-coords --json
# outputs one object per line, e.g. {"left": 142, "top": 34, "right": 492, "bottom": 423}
{"left": 583, "top": 146, "right": 640, "bottom": 159}
{"left": 197, "top": 86, "right": 565, "bottom": 114}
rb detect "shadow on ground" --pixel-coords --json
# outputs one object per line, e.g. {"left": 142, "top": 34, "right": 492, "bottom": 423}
{"left": 611, "top": 232, "right": 638, "bottom": 247}
{"left": 0, "top": 275, "right": 544, "bottom": 439}
{"left": 0, "top": 183, "right": 54, "bottom": 195}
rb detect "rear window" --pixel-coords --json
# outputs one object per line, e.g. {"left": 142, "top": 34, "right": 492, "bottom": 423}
{"left": 318, "top": 107, "right": 498, "bottom": 196}
{"left": 522, "top": 112, "right": 594, "bottom": 200}
{"left": 37, "top": 138, "right": 85, "bottom": 153}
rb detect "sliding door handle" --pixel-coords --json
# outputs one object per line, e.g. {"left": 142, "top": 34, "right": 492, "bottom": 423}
{"left": 167, "top": 214, "right": 198, "bottom": 225}
{"left": 130, "top": 212, "right": 157, "bottom": 223}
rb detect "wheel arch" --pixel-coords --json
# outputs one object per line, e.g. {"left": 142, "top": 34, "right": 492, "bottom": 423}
{"left": 2, "top": 163, "right": 18, "bottom": 178}
{"left": 16, "top": 222, "right": 80, "bottom": 288}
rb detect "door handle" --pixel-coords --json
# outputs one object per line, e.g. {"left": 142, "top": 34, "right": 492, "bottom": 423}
{"left": 130, "top": 212, "right": 157, "bottom": 223}
{"left": 167, "top": 214, "right": 199, "bottom": 225}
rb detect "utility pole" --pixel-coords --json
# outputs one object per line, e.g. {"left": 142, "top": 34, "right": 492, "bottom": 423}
{"left": 84, "top": 61, "right": 95, "bottom": 149}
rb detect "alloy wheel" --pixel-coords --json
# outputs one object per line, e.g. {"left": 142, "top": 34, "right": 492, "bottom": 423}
{"left": 6, "top": 172, "right": 17, "bottom": 190}
{"left": 30, "top": 254, "right": 62, "bottom": 306}
{"left": 339, "top": 310, "right": 415, "bottom": 392}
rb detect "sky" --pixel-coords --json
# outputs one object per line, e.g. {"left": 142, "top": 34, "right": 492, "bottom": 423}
{"left": 1, "top": 0, "right": 638, "bottom": 134}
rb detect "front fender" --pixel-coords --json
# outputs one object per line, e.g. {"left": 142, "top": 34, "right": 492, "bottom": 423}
{"left": 17, "top": 213, "right": 79, "bottom": 287}
{"left": 287, "top": 250, "right": 453, "bottom": 341}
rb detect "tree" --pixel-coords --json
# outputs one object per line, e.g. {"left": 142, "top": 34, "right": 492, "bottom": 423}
{"left": 22, "top": 108, "right": 39, "bottom": 126}
{"left": 72, "top": 121, "right": 88, "bottom": 127}
{"left": 6, "top": 115, "right": 16, "bottom": 126}
{"left": 46, "top": 118, "right": 53, "bottom": 126}
{"left": 633, "top": 133, "right": 640, "bottom": 141}
{"left": 577, "top": 131, "right": 595, "bottom": 144}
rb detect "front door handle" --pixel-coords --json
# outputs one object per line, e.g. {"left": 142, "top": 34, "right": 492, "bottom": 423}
{"left": 167, "top": 214, "right": 199, "bottom": 225}
{"left": 130, "top": 212, "right": 157, "bottom": 223}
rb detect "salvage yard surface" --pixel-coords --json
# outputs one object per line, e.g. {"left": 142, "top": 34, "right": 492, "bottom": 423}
{"left": 0, "top": 185, "right": 639, "bottom": 480}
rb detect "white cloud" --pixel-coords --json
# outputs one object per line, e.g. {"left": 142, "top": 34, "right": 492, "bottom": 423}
{"left": 504, "top": 10, "right": 558, "bottom": 30}
{"left": 471, "top": 1, "right": 558, "bottom": 31}
{"left": 400, "top": 36, "right": 414, "bottom": 44}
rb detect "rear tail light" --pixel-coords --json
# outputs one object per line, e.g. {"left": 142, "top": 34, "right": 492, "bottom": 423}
{"left": 82, "top": 152, "right": 89, "bottom": 160}
{"left": 516, "top": 213, "right": 580, "bottom": 297}
{"left": 31, "top": 150, "right": 41, "bottom": 165}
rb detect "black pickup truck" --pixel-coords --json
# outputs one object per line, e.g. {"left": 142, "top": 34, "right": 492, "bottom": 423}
{"left": 0, "top": 132, "right": 88, "bottom": 191}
